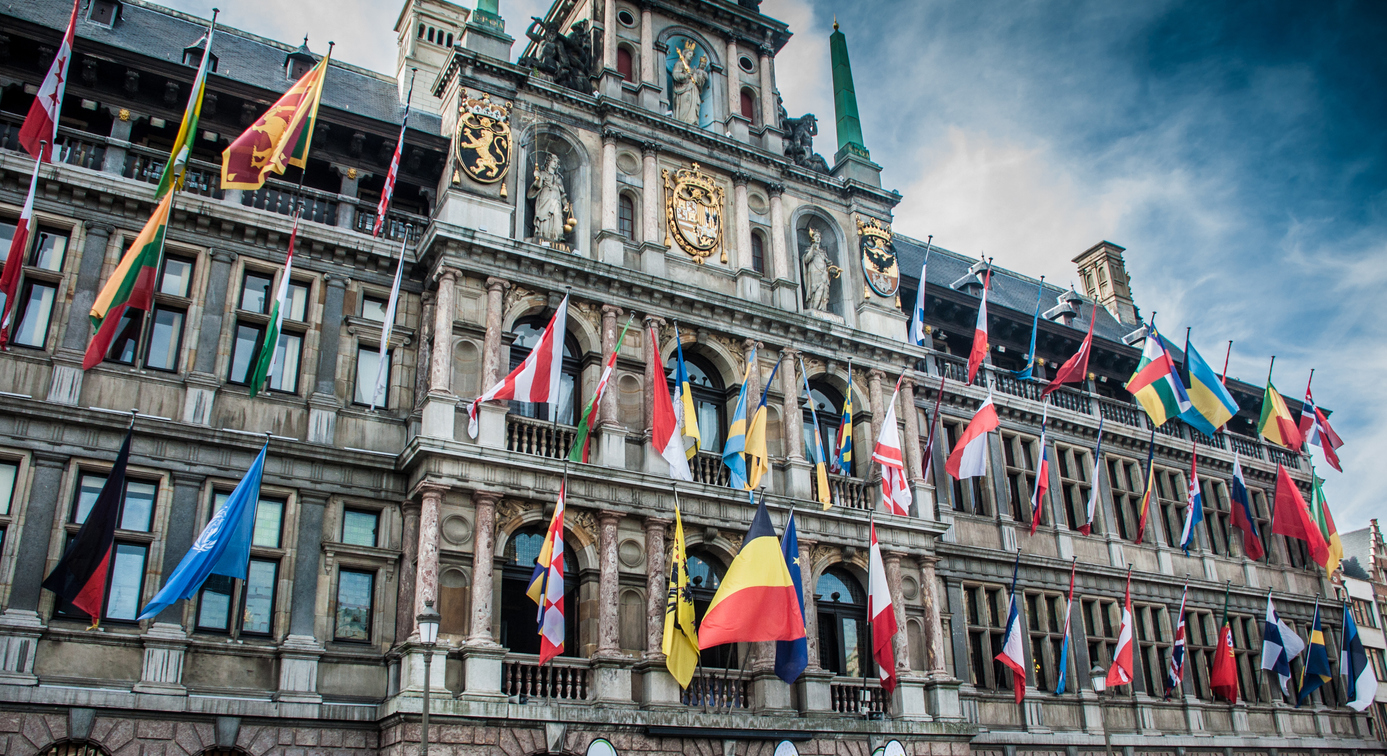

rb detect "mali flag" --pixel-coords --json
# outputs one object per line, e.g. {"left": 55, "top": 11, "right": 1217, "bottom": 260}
{"left": 697, "top": 497, "right": 804, "bottom": 649}
{"left": 83, "top": 193, "right": 174, "bottom": 369}
{"left": 221, "top": 51, "right": 330, "bottom": 190}
{"left": 1258, "top": 381, "right": 1303, "bottom": 450}
{"left": 1177, "top": 338, "right": 1239, "bottom": 436}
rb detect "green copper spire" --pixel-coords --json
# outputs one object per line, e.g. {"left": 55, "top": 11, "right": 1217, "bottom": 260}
{"left": 830, "top": 17, "right": 868, "bottom": 160}
{"left": 471, "top": 0, "right": 504, "bottom": 34}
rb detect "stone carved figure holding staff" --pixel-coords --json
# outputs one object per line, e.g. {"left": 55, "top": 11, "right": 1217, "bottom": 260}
{"left": 528, "top": 153, "right": 571, "bottom": 242}
{"left": 671, "top": 40, "right": 709, "bottom": 126}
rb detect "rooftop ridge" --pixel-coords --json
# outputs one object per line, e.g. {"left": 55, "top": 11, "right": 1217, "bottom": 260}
{"left": 893, "top": 230, "right": 1092, "bottom": 303}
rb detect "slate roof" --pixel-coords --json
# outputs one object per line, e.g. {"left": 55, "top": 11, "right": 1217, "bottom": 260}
{"left": 6, "top": 0, "right": 442, "bottom": 135}
{"left": 1341, "top": 527, "right": 1376, "bottom": 567}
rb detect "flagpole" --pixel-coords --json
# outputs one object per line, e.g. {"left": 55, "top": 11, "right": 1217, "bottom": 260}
{"left": 865, "top": 507, "right": 874, "bottom": 715}
{"left": 921, "top": 374, "right": 946, "bottom": 491}
{"left": 1220, "top": 341, "right": 1233, "bottom": 386}
{"left": 1267, "top": 356, "right": 1276, "bottom": 386}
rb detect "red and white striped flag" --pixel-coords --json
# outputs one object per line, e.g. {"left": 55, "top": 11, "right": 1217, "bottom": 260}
{"left": 1106, "top": 568, "right": 1135, "bottom": 688}
{"left": 0, "top": 156, "right": 43, "bottom": 347}
{"left": 966, "top": 266, "right": 992, "bottom": 384}
{"left": 468, "top": 294, "right": 570, "bottom": 437}
{"left": 1029, "top": 411, "right": 1051, "bottom": 536}
{"left": 19, "top": 0, "right": 79, "bottom": 161}
{"left": 868, "top": 520, "right": 898, "bottom": 694}
{"left": 649, "top": 324, "right": 692, "bottom": 480}
{"left": 373, "top": 76, "right": 413, "bottom": 237}
{"left": 872, "top": 377, "right": 911, "bottom": 516}
{"left": 946, "top": 394, "right": 999, "bottom": 480}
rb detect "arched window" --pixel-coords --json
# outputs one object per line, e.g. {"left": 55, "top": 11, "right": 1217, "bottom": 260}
{"left": 750, "top": 231, "right": 765, "bottom": 275}
{"left": 687, "top": 551, "right": 739, "bottom": 669}
{"left": 666, "top": 350, "right": 726, "bottom": 452}
{"left": 740, "top": 89, "right": 756, "bottom": 121}
{"left": 805, "top": 381, "right": 853, "bottom": 477}
{"left": 509, "top": 316, "right": 579, "bottom": 425}
{"left": 617, "top": 46, "right": 634, "bottom": 81}
{"left": 618, "top": 194, "right": 635, "bottom": 240}
{"left": 816, "top": 567, "right": 871, "bottom": 678}
{"left": 501, "top": 525, "right": 579, "bottom": 657}
{"left": 427, "top": 27, "right": 435, "bottom": 43}
{"left": 445, "top": 32, "right": 453, "bottom": 47}
{"left": 418, "top": 24, "right": 425, "bottom": 39}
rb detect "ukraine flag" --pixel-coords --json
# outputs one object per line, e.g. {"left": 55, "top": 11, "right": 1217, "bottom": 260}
{"left": 722, "top": 350, "right": 755, "bottom": 490}
{"left": 698, "top": 497, "right": 805, "bottom": 649}
{"left": 1177, "top": 339, "right": 1239, "bottom": 436}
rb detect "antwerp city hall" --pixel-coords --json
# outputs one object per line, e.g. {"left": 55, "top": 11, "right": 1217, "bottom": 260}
{"left": 0, "top": 0, "right": 1379, "bottom": 755}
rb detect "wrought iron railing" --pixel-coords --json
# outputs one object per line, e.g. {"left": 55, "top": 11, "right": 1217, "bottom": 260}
{"left": 830, "top": 678, "right": 888, "bottom": 714}
{"left": 505, "top": 414, "right": 575, "bottom": 460}
{"left": 501, "top": 654, "right": 590, "bottom": 702}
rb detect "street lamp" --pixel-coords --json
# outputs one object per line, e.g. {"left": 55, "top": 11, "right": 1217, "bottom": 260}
{"left": 418, "top": 600, "right": 441, "bottom": 756}
{"left": 1089, "top": 664, "right": 1112, "bottom": 756}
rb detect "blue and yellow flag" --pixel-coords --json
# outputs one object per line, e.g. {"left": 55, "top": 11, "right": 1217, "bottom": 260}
{"left": 1296, "top": 602, "right": 1331, "bottom": 706}
{"left": 1178, "top": 337, "right": 1239, "bottom": 436}
{"left": 723, "top": 349, "right": 756, "bottom": 490}
{"left": 834, "top": 365, "right": 854, "bottom": 474}
{"left": 799, "top": 357, "right": 832, "bottom": 510}
{"left": 674, "top": 324, "right": 700, "bottom": 459}
{"left": 744, "top": 359, "right": 781, "bottom": 491}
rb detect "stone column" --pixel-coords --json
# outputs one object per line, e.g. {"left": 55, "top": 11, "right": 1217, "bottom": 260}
{"left": 884, "top": 552, "right": 911, "bottom": 675}
{"left": 779, "top": 348, "right": 804, "bottom": 463}
{"left": 602, "top": 0, "right": 617, "bottom": 70}
{"left": 733, "top": 173, "right": 759, "bottom": 300}
{"left": 725, "top": 39, "right": 749, "bottom": 142}
{"left": 422, "top": 269, "right": 458, "bottom": 438}
{"left": 276, "top": 490, "right": 327, "bottom": 703}
{"left": 597, "top": 129, "right": 624, "bottom": 264}
{"left": 597, "top": 511, "right": 622, "bottom": 657}
{"left": 800, "top": 538, "right": 819, "bottom": 669}
{"left": 102, "top": 107, "right": 134, "bottom": 174}
{"left": 642, "top": 315, "right": 665, "bottom": 433}
{"left": 768, "top": 183, "right": 795, "bottom": 311}
{"left": 900, "top": 377, "right": 935, "bottom": 519}
{"left": 308, "top": 275, "right": 348, "bottom": 444}
{"left": 179, "top": 248, "right": 236, "bottom": 424}
{"left": 639, "top": 143, "right": 665, "bottom": 276}
{"left": 396, "top": 500, "right": 421, "bottom": 642}
{"left": 467, "top": 491, "right": 500, "bottom": 646}
{"left": 599, "top": 305, "right": 626, "bottom": 467}
{"left": 155, "top": 473, "right": 205, "bottom": 623}
{"left": 414, "top": 484, "right": 445, "bottom": 636}
{"left": 758, "top": 45, "right": 777, "bottom": 129}
{"left": 743, "top": 338, "right": 761, "bottom": 407}
{"left": 480, "top": 277, "right": 510, "bottom": 388}
{"left": 643, "top": 517, "right": 669, "bottom": 659}
{"left": 48, "top": 222, "right": 114, "bottom": 405}
{"left": 868, "top": 369, "right": 886, "bottom": 473}
{"left": 639, "top": 9, "right": 656, "bottom": 85}
{"left": 917, "top": 556, "right": 948, "bottom": 677}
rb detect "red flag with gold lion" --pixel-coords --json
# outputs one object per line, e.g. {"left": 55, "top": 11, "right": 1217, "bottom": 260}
{"left": 221, "top": 51, "right": 330, "bottom": 190}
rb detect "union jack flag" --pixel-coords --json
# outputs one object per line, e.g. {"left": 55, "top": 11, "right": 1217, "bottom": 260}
{"left": 1165, "top": 580, "right": 1190, "bottom": 698}
{"left": 374, "top": 75, "right": 414, "bottom": 236}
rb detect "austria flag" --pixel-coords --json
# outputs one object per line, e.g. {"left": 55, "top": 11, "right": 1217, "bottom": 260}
{"left": 649, "top": 324, "right": 691, "bottom": 480}
{"left": 966, "top": 268, "right": 992, "bottom": 384}
{"left": 468, "top": 293, "right": 569, "bottom": 437}
{"left": 20, "top": 0, "right": 80, "bottom": 161}
{"left": 946, "top": 396, "right": 999, "bottom": 480}
{"left": 868, "top": 520, "right": 899, "bottom": 694}
{"left": 0, "top": 156, "right": 43, "bottom": 347}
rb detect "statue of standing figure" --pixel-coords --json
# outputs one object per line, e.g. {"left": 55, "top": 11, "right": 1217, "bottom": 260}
{"left": 671, "top": 41, "right": 709, "bottom": 126}
{"left": 528, "top": 154, "right": 569, "bottom": 242}
{"left": 802, "top": 228, "right": 837, "bottom": 311}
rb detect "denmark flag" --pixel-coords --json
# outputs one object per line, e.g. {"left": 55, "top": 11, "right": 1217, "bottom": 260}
{"left": 945, "top": 396, "right": 999, "bottom": 480}
{"left": 872, "top": 377, "right": 912, "bottom": 516}
{"left": 868, "top": 520, "right": 899, "bottom": 694}
{"left": 468, "top": 294, "right": 569, "bottom": 437}
{"left": 20, "top": 0, "right": 80, "bottom": 161}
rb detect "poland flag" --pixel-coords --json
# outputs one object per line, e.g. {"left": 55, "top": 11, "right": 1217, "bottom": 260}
{"left": 945, "top": 396, "right": 999, "bottom": 480}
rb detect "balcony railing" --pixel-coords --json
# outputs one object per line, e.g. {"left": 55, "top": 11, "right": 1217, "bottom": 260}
{"left": 933, "top": 354, "right": 970, "bottom": 384}
{"left": 1266, "top": 445, "right": 1300, "bottom": 470}
{"left": 1049, "top": 387, "right": 1092, "bottom": 414}
{"left": 680, "top": 669, "right": 750, "bottom": 710}
{"left": 1191, "top": 429, "right": 1226, "bottom": 450}
{"left": 1228, "top": 433, "right": 1264, "bottom": 460}
{"left": 690, "top": 449, "right": 729, "bottom": 487}
{"left": 1098, "top": 397, "right": 1144, "bottom": 427}
{"left": 354, "top": 203, "right": 426, "bottom": 244}
{"left": 505, "top": 413, "right": 575, "bottom": 460}
{"left": 122, "top": 147, "right": 224, "bottom": 199}
{"left": 501, "top": 654, "right": 590, "bottom": 702}
{"left": 242, "top": 180, "right": 339, "bottom": 225}
{"left": 52, "top": 131, "right": 106, "bottom": 171}
{"left": 830, "top": 678, "right": 888, "bottom": 714}
{"left": 993, "top": 372, "right": 1044, "bottom": 402}
{"left": 812, "top": 472, "right": 872, "bottom": 511}
{"left": 1153, "top": 419, "right": 1184, "bottom": 439}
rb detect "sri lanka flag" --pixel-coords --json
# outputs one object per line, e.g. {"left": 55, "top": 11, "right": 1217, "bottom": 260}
{"left": 722, "top": 349, "right": 756, "bottom": 490}
{"left": 698, "top": 497, "right": 804, "bottom": 648}
{"left": 1299, "top": 382, "right": 1343, "bottom": 472}
{"left": 1177, "top": 338, "right": 1239, "bottom": 436}
{"left": 222, "top": 49, "right": 330, "bottom": 189}
{"left": 526, "top": 482, "right": 566, "bottom": 664}
{"left": 1258, "top": 381, "right": 1302, "bottom": 450}
{"left": 673, "top": 324, "right": 701, "bottom": 459}
{"left": 834, "top": 370, "right": 854, "bottom": 475}
{"left": 1125, "top": 326, "right": 1191, "bottom": 427}
{"left": 83, "top": 193, "right": 175, "bottom": 369}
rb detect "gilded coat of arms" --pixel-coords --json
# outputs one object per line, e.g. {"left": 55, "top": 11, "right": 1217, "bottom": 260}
{"left": 857, "top": 214, "right": 899, "bottom": 298}
{"left": 452, "top": 92, "right": 512, "bottom": 193}
{"left": 663, "top": 163, "right": 726, "bottom": 264}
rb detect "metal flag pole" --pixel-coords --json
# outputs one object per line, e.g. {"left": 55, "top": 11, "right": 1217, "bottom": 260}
{"left": 864, "top": 507, "right": 874, "bottom": 715}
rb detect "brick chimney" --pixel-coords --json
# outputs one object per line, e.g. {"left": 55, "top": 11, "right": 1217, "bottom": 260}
{"left": 1073, "top": 241, "right": 1138, "bottom": 327}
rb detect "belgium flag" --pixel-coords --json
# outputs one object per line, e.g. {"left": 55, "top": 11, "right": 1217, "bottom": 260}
{"left": 697, "top": 498, "right": 805, "bottom": 649}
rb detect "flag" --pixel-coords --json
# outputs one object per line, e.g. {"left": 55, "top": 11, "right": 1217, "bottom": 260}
{"left": 673, "top": 324, "right": 701, "bottom": 459}
{"left": 41, "top": 427, "right": 133, "bottom": 627}
{"left": 373, "top": 76, "right": 413, "bottom": 237}
{"left": 995, "top": 555, "right": 1028, "bottom": 703}
{"left": 722, "top": 350, "right": 756, "bottom": 490}
{"left": 468, "top": 294, "right": 570, "bottom": 436}
{"left": 698, "top": 496, "right": 804, "bottom": 649}
{"left": 83, "top": 193, "right": 175, "bottom": 370}
{"left": 1013, "top": 281, "right": 1043, "bottom": 381}
{"left": 775, "top": 510, "right": 809, "bottom": 684}
{"left": 966, "top": 267, "right": 992, "bottom": 384}
{"left": 945, "top": 395, "right": 998, "bottom": 480}
{"left": 921, "top": 375, "right": 946, "bottom": 485}
{"left": 869, "top": 518, "right": 900, "bottom": 694}
{"left": 1106, "top": 569, "right": 1135, "bottom": 688}
{"left": 651, "top": 325, "right": 692, "bottom": 481}
{"left": 1229, "top": 455, "right": 1265, "bottom": 561}
{"left": 1272, "top": 464, "right": 1329, "bottom": 566}
{"left": 1055, "top": 558, "right": 1077, "bottom": 694}
{"left": 1297, "top": 601, "right": 1331, "bottom": 707}
{"left": 247, "top": 212, "right": 300, "bottom": 397}
{"left": 1029, "top": 409, "right": 1051, "bottom": 535}
{"left": 1177, "top": 338, "right": 1239, "bottom": 436}
{"left": 139, "top": 443, "right": 268, "bottom": 620}
{"left": 526, "top": 482, "right": 566, "bottom": 664}
{"left": 1079, "top": 417, "right": 1104, "bottom": 536}
{"left": 834, "top": 365, "right": 854, "bottom": 474}
{"left": 744, "top": 359, "right": 781, "bottom": 490}
{"left": 1341, "top": 603, "right": 1378, "bottom": 711}
{"left": 1125, "top": 326, "right": 1192, "bottom": 427}
{"left": 18, "top": 0, "right": 79, "bottom": 161}
{"left": 1260, "top": 595, "right": 1305, "bottom": 696}
{"left": 1134, "top": 427, "right": 1157, "bottom": 545}
{"left": 663, "top": 500, "right": 699, "bottom": 687}
{"left": 799, "top": 357, "right": 832, "bottom": 510}
{"left": 909, "top": 242, "right": 931, "bottom": 346}
{"left": 0, "top": 155, "right": 43, "bottom": 348}
{"left": 873, "top": 377, "right": 912, "bottom": 516}
{"left": 368, "top": 235, "right": 406, "bottom": 411}
{"left": 1165, "top": 580, "right": 1189, "bottom": 698}
{"left": 1210, "top": 586, "right": 1238, "bottom": 703}
{"left": 156, "top": 19, "right": 217, "bottom": 198}
{"left": 1042, "top": 304, "right": 1095, "bottom": 397}
{"left": 221, "top": 51, "right": 330, "bottom": 190}
{"left": 1179, "top": 442, "right": 1204, "bottom": 555}
{"left": 1309, "top": 474, "right": 1342, "bottom": 578}
{"left": 1299, "top": 379, "right": 1343, "bottom": 472}
{"left": 1258, "top": 381, "right": 1303, "bottom": 450}
{"left": 568, "top": 318, "right": 632, "bottom": 463}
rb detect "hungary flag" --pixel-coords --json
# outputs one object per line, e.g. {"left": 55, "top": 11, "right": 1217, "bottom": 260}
{"left": 247, "top": 217, "right": 299, "bottom": 397}
{"left": 83, "top": 193, "right": 174, "bottom": 369}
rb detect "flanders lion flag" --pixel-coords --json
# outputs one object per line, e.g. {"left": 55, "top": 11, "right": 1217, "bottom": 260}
{"left": 221, "top": 50, "right": 330, "bottom": 190}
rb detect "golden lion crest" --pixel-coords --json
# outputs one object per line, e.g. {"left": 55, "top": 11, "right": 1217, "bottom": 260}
{"left": 453, "top": 91, "right": 512, "bottom": 192}
{"left": 663, "top": 163, "right": 726, "bottom": 264}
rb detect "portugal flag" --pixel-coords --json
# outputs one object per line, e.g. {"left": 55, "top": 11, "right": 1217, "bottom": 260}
{"left": 83, "top": 193, "right": 174, "bottom": 369}
{"left": 221, "top": 50, "right": 330, "bottom": 190}
{"left": 697, "top": 497, "right": 804, "bottom": 649}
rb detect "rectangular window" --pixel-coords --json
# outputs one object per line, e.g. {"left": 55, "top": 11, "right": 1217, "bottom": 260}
{"left": 1185, "top": 610, "right": 1215, "bottom": 700}
{"left": 944, "top": 420, "right": 990, "bottom": 516}
{"left": 962, "top": 584, "right": 1009, "bottom": 691}
{"left": 12, "top": 281, "right": 56, "bottom": 349}
{"left": 1055, "top": 443, "right": 1094, "bottom": 532}
{"left": 241, "top": 558, "right": 277, "bottom": 635}
{"left": 1352, "top": 599, "right": 1378, "bottom": 629}
{"left": 0, "top": 460, "right": 17, "bottom": 516}
{"left": 1026, "top": 590, "right": 1068, "bottom": 692}
{"left": 1249, "top": 488, "right": 1275, "bottom": 563}
{"left": 361, "top": 296, "right": 387, "bottom": 322}
{"left": 342, "top": 509, "right": 379, "bottom": 547}
{"left": 159, "top": 255, "right": 195, "bottom": 297}
{"left": 335, "top": 568, "right": 375, "bottom": 642}
{"left": 28, "top": 228, "right": 69, "bottom": 271}
{"left": 240, "top": 271, "right": 273, "bottom": 314}
{"left": 197, "top": 574, "right": 235, "bottom": 631}
{"left": 285, "top": 281, "right": 310, "bottom": 322}
{"left": 104, "top": 543, "right": 149, "bottom": 621}
{"left": 143, "top": 306, "right": 186, "bottom": 371}
{"left": 1201, "top": 477, "right": 1231, "bottom": 555}
{"left": 354, "top": 346, "right": 391, "bottom": 407}
{"left": 268, "top": 332, "right": 302, "bottom": 393}
{"left": 1001, "top": 431, "right": 1039, "bottom": 525}
{"left": 1107, "top": 455, "right": 1147, "bottom": 541}
{"left": 227, "top": 322, "right": 265, "bottom": 384}
{"left": 107, "top": 311, "right": 146, "bottom": 365}
{"left": 1083, "top": 597, "right": 1120, "bottom": 675}
{"left": 71, "top": 473, "right": 155, "bottom": 532}
{"left": 751, "top": 233, "right": 766, "bottom": 275}
{"left": 1135, "top": 603, "right": 1170, "bottom": 697}
{"left": 1231, "top": 614, "right": 1264, "bottom": 703}
{"left": 1155, "top": 466, "right": 1189, "bottom": 549}
{"left": 212, "top": 492, "right": 284, "bottom": 548}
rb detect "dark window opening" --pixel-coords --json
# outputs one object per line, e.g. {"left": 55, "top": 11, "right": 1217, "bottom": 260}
{"left": 617, "top": 47, "right": 634, "bottom": 81}
{"left": 618, "top": 194, "right": 635, "bottom": 239}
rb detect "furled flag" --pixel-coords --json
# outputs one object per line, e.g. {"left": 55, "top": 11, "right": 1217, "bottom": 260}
{"left": 873, "top": 377, "right": 912, "bottom": 516}
{"left": 834, "top": 363, "right": 854, "bottom": 475}
{"left": 373, "top": 73, "right": 414, "bottom": 237}
{"left": 995, "top": 554, "right": 1028, "bottom": 703}
{"left": 698, "top": 496, "right": 804, "bottom": 649}
{"left": 966, "top": 266, "right": 992, "bottom": 384}
{"left": 526, "top": 482, "right": 566, "bottom": 665}
{"left": 1309, "top": 474, "right": 1343, "bottom": 578}
{"left": 568, "top": 318, "right": 633, "bottom": 463}
{"left": 921, "top": 375, "right": 946, "bottom": 485}
{"left": 650, "top": 325, "right": 692, "bottom": 481}
{"left": 909, "top": 238, "right": 932, "bottom": 346}
{"left": 1299, "top": 376, "right": 1343, "bottom": 472}
{"left": 1029, "top": 406, "right": 1051, "bottom": 535}
{"left": 139, "top": 442, "right": 268, "bottom": 620}
{"left": 745, "top": 359, "right": 782, "bottom": 490}
{"left": 42, "top": 425, "right": 133, "bottom": 628}
{"left": 1271, "top": 464, "right": 1329, "bottom": 566}
{"left": 1079, "top": 417, "right": 1104, "bottom": 536}
{"left": 221, "top": 48, "right": 330, "bottom": 190}
{"left": 1258, "top": 380, "right": 1303, "bottom": 450}
{"left": 722, "top": 349, "right": 756, "bottom": 490}
{"left": 663, "top": 498, "right": 699, "bottom": 687}
{"left": 1013, "top": 278, "right": 1043, "bottom": 381}
{"left": 0, "top": 153, "right": 44, "bottom": 348}
{"left": 367, "top": 234, "right": 406, "bottom": 411}
{"left": 799, "top": 356, "right": 832, "bottom": 510}
{"left": 468, "top": 293, "right": 570, "bottom": 436}
{"left": 869, "top": 518, "right": 900, "bottom": 694}
{"left": 1260, "top": 594, "right": 1306, "bottom": 697}
{"left": 1164, "top": 579, "right": 1189, "bottom": 699}
{"left": 945, "top": 394, "right": 998, "bottom": 480}
{"left": 83, "top": 193, "right": 175, "bottom": 369}
{"left": 18, "top": 0, "right": 79, "bottom": 161}
{"left": 673, "top": 324, "right": 701, "bottom": 459}
{"left": 156, "top": 14, "right": 218, "bottom": 199}
{"left": 1210, "top": 584, "right": 1239, "bottom": 703}
{"left": 1229, "top": 454, "right": 1265, "bottom": 561}
{"left": 1177, "top": 337, "right": 1240, "bottom": 437}
{"left": 1296, "top": 600, "right": 1331, "bottom": 707}
{"left": 1133, "top": 427, "right": 1157, "bottom": 545}
{"left": 1125, "top": 325, "right": 1192, "bottom": 427}
{"left": 1341, "top": 602, "right": 1378, "bottom": 711}
{"left": 1043, "top": 304, "right": 1095, "bottom": 397}
{"left": 1105, "top": 567, "right": 1135, "bottom": 689}
{"left": 775, "top": 510, "right": 809, "bottom": 684}
{"left": 1055, "top": 557, "right": 1078, "bottom": 694}
{"left": 1179, "top": 442, "right": 1204, "bottom": 555}
{"left": 247, "top": 210, "right": 300, "bottom": 397}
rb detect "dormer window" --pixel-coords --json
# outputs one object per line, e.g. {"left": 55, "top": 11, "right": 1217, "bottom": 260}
{"left": 182, "top": 40, "right": 218, "bottom": 72}
{"left": 88, "top": 0, "right": 121, "bottom": 28}
{"left": 285, "top": 39, "right": 317, "bottom": 81}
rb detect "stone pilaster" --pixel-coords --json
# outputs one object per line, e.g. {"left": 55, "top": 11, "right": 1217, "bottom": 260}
{"left": 480, "top": 277, "right": 510, "bottom": 390}
{"left": 884, "top": 551, "right": 911, "bottom": 675}
{"left": 758, "top": 46, "right": 782, "bottom": 153}
{"left": 48, "top": 222, "right": 113, "bottom": 405}
{"left": 596, "top": 510, "right": 622, "bottom": 657}
{"left": 599, "top": 305, "right": 626, "bottom": 467}
{"left": 642, "top": 315, "right": 665, "bottom": 435}
{"left": 779, "top": 348, "right": 804, "bottom": 462}
{"left": 768, "top": 184, "right": 796, "bottom": 310}
{"left": 0, "top": 452, "right": 66, "bottom": 685}
{"left": 132, "top": 622, "right": 190, "bottom": 696}
{"left": 868, "top": 368, "right": 886, "bottom": 478}
{"left": 799, "top": 537, "right": 819, "bottom": 669}
{"left": 597, "top": 129, "right": 624, "bottom": 264}
{"left": 101, "top": 107, "right": 134, "bottom": 174}
{"left": 308, "top": 274, "right": 347, "bottom": 444}
{"left": 422, "top": 268, "right": 458, "bottom": 438}
{"left": 639, "top": 143, "right": 665, "bottom": 276}
{"left": 920, "top": 555, "right": 962, "bottom": 719}
{"left": 732, "top": 172, "right": 759, "bottom": 300}
{"left": 414, "top": 484, "right": 445, "bottom": 636}
{"left": 643, "top": 517, "right": 669, "bottom": 660}
{"left": 396, "top": 500, "right": 421, "bottom": 643}
{"left": 467, "top": 491, "right": 500, "bottom": 647}
{"left": 179, "top": 249, "right": 236, "bottom": 424}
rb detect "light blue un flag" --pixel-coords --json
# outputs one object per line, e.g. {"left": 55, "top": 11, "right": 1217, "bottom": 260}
{"left": 138, "top": 443, "right": 267, "bottom": 620}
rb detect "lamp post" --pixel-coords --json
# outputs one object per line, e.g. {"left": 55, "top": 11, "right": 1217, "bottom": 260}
{"left": 418, "top": 600, "right": 441, "bottom": 756}
{"left": 1090, "top": 664, "right": 1112, "bottom": 756}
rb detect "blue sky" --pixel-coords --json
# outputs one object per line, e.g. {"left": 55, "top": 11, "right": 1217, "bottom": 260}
{"left": 162, "top": 0, "right": 1386, "bottom": 533}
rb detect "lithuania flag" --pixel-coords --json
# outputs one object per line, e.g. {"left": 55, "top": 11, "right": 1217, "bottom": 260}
{"left": 1258, "top": 381, "right": 1303, "bottom": 449}
{"left": 83, "top": 192, "right": 174, "bottom": 369}
{"left": 697, "top": 496, "right": 805, "bottom": 649}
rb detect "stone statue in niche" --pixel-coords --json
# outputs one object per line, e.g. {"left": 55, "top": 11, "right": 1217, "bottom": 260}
{"left": 801, "top": 228, "right": 840, "bottom": 311}
{"left": 527, "top": 154, "right": 575, "bottom": 244}
{"left": 783, "top": 113, "right": 831, "bottom": 174}
{"left": 671, "top": 41, "right": 710, "bottom": 126}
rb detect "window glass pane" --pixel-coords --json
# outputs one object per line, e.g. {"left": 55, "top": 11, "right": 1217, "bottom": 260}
{"left": 253, "top": 498, "right": 284, "bottom": 548}
{"left": 144, "top": 308, "right": 184, "bottom": 370}
{"left": 241, "top": 272, "right": 273, "bottom": 313}
{"left": 29, "top": 229, "right": 68, "bottom": 271}
{"left": 362, "top": 297, "right": 387, "bottom": 322}
{"left": 697, "top": 401, "right": 721, "bottom": 451}
{"left": 342, "top": 510, "right": 379, "bottom": 547}
{"left": 242, "top": 559, "right": 277, "bottom": 634}
{"left": 286, "top": 282, "right": 310, "bottom": 322}
{"left": 160, "top": 256, "right": 194, "bottom": 297}
{"left": 197, "top": 574, "right": 234, "bottom": 631}
{"left": 842, "top": 617, "right": 861, "bottom": 677}
{"left": 73, "top": 473, "right": 107, "bottom": 523}
{"left": 269, "top": 332, "right": 301, "bottom": 393}
{"left": 335, "top": 569, "right": 374, "bottom": 641}
{"left": 0, "top": 219, "right": 14, "bottom": 248}
{"left": 686, "top": 554, "right": 721, "bottom": 590}
{"left": 107, "top": 310, "right": 144, "bottom": 364}
{"left": 0, "top": 461, "right": 16, "bottom": 516}
{"left": 121, "top": 480, "right": 156, "bottom": 531}
{"left": 106, "top": 543, "right": 148, "bottom": 621}
{"left": 212, "top": 491, "right": 229, "bottom": 515}
{"left": 228, "top": 323, "right": 263, "bottom": 384}
{"left": 13, "top": 283, "right": 56, "bottom": 348}
{"left": 354, "top": 347, "right": 390, "bottom": 406}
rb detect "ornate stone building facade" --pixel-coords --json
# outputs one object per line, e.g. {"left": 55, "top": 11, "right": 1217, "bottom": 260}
{"left": 0, "top": 0, "right": 1380, "bottom": 755}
